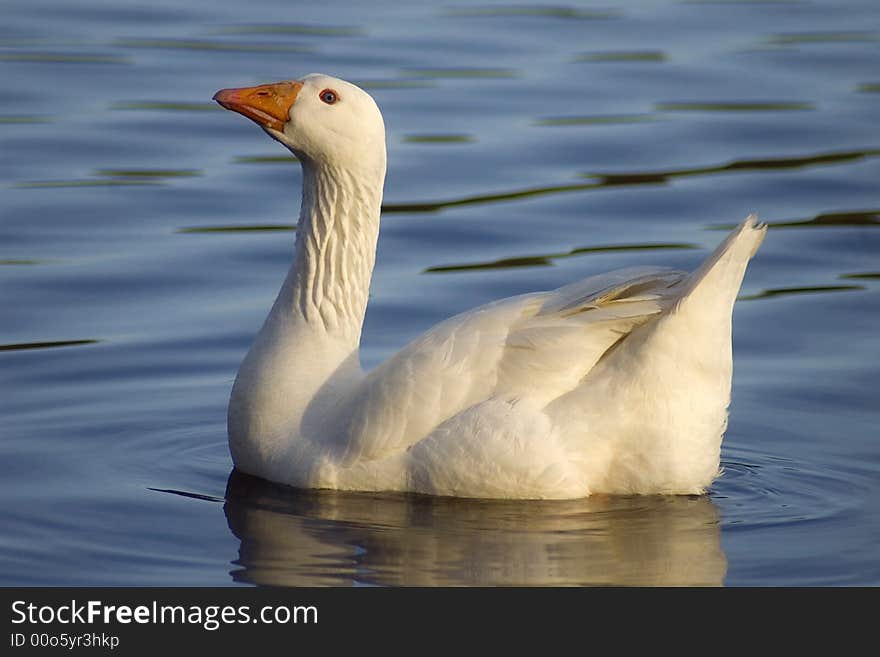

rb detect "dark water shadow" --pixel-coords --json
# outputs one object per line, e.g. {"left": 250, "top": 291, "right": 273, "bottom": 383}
{"left": 0, "top": 339, "right": 99, "bottom": 352}
{"left": 424, "top": 242, "right": 697, "bottom": 273}
{"left": 0, "top": 53, "right": 128, "bottom": 64}
{"left": 655, "top": 101, "right": 814, "bottom": 112}
{"left": 586, "top": 148, "right": 880, "bottom": 186}
{"left": 710, "top": 209, "right": 880, "bottom": 230}
{"left": 576, "top": 51, "right": 667, "bottom": 62}
{"left": 536, "top": 114, "right": 657, "bottom": 126}
{"left": 15, "top": 168, "right": 202, "bottom": 189}
{"left": 766, "top": 31, "right": 879, "bottom": 45}
{"left": 739, "top": 284, "right": 864, "bottom": 301}
{"left": 840, "top": 272, "right": 880, "bottom": 280}
{"left": 148, "top": 487, "right": 224, "bottom": 503}
{"left": 0, "top": 116, "right": 53, "bottom": 124}
{"left": 178, "top": 224, "right": 295, "bottom": 234}
{"left": 15, "top": 179, "right": 161, "bottom": 189}
{"left": 233, "top": 154, "right": 298, "bottom": 164}
{"left": 96, "top": 168, "right": 201, "bottom": 179}
{"left": 207, "top": 24, "right": 364, "bottom": 37}
{"left": 403, "top": 134, "right": 476, "bottom": 143}
{"left": 114, "top": 38, "right": 311, "bottom": 54}
{"left": 111, "top": 101, "right": 219, "bottom": 112}
{"left": 444, "top": 6, "right": 620, "bottom": 20}
{"left": 381, "top": 147, "right": 880, "bottom": 214}
{"left": 221, "top": 471, "right": 726, "bottom": 586}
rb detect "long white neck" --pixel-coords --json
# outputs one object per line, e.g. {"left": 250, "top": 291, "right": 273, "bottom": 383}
{"left": 228, "top": 154, "right": 385, "bottom": 478}
{"left": 279, "top": 158, "right": 384, "bottom": 346}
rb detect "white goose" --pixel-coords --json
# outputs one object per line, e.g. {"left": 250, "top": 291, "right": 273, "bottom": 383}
{"left": 214, "top": 74, "right": 766, "bottom": 500}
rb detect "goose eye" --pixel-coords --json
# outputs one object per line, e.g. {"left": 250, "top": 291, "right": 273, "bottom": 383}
{"left": 319, "top": 89, "right": 338, "bottom": 105}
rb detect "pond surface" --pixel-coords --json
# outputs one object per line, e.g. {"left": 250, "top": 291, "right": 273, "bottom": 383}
{"left": 1, "top": 0, "right": 878, "bottom": 586}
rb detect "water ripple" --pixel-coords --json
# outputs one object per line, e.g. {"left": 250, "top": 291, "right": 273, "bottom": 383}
{"left": 424, "top": 243, "right": 698, "bottom": 274}
{"left": 767, "top": 31, "right": 879, "bottom": 45}
{"left": 0, "top": 339, "right": 99, "bottom": 352}
{"left": 382, "top": 148, "right": 880, "bottom": 214}
{"left": 111, "top": 101, "right": 219, "bottom": 112}
{"left": 178, "top": 224, "right": 296, "bottom": 234}
{"left": 445, "top": 6, "right": 620, "bottom": 20}
{"left": 716, "top": 444, "right": 867, "bottom": 532}
{"left": 739, "top": 284, "right": 865, "bottom": 301}
{"left": 221, "top": 471, "right": 727, "bottom": 586}
{"left": 840, "top": 272, "right": 880, "bottom": 280}
{"left": 535, "top": 114, "right": 657, "bottom": 126}
{"left": 404, "top": 67, "right": 519, "bottom": 79}
{"left": 656, "top": 101, "right": 814, "bottom": 112}
{"left": 208, "top": 23, "right": 364, "bottom": 37}
{"left": 711, "top": 209, "right": 880, "bottom": 230}
{"left": 403, "top": 134, "right": 475, "bottom": 144}
{"left": 114, "top": 38, "right": 312, "bottom": 54}
{"left": 233, "top": 155, "right": 297, "bottom": 164}
{"left": 576, "top": 51, "right": 667, "bottom": 63}
{"left": 0, "top": 52, "right": 128, "bottom": 64}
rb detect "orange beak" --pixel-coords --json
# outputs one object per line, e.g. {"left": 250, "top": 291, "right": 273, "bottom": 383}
{"left": 213, "top": 81, "right": 303, "bottom": 131}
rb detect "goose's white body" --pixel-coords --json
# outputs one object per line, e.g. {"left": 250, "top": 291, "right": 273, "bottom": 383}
{"left": 217, "top": 74, "right": 766, "bottom": 500}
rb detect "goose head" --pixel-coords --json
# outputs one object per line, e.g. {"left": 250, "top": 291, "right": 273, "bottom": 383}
{"left": 213, "top": 73, "right": 386, "bottom": 173}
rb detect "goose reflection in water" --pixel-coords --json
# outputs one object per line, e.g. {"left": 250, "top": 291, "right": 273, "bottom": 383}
{"left": 223, "top": 471, "right": 727, "bottom": 586}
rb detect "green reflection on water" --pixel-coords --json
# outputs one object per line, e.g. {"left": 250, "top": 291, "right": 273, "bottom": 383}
{"left": 656, "top": 101, "right": 814, "bottom": 112}
{"left": 445, "top": 6, "right": 620, "bottom": 19}
{"left": 425, "top": 243, "right": 697, "bottom": 273}
{"left": 0, "top": 339, "right": 99, "bottom": 352}
{"left": 234, "top": 155, "right": 298, "bottom": 164}
{"left": 739, "top": 285, "right": 865, "bottom": 301}
{"left": 0, "top": 53, "right": 128, "bottom": 64}
{"left": 0, "top": 116, "right": 52, "bottom": 124}
{"left": 0, "top": 259, "right": 43, "bottom": 265}
{"left": 16, "top": 169, "right": 202, "bottom": 189}
{"left": 585, "top": 149, "right": 880, "bottom": 186}
{"left": 765, "top": 209, "right": 880, "bottom": 229}
{"left": 114, "top": 39, "right": 311, "bottom": 53}
{"left": 209, "top": 24, "right": 364, "bottom": 37}
{"left": 767, "top": 31, "right": 879, "bottom": 45}
{"left": 15, "top": 179, "right": 160, "bottom": 189}
{"left": 0, "top": 38, "right": 90, "bottom": 48}
{"left": 576, "top": 51, "right": 667, "bottom": 62}
{"left": 840, "top": 272, "right": 880, "bottom": 280}
{"left": 536, "top": 115, "right": 656, "bottom": 126}
{"left": 178, "top": 224, "right": 296, "bottom": 234}
{"left": 112, "top": 101, "right": 220, "bottom": 111}
{"left": 382, "top": 181, "right": 592, "bottom": 214}
{"left": 96, "top": 169, "right": 202, "bottom": 179}
{"left": 857, "top": 83, "right": 880, "bottom": 93}
{"left": 403, "top": 134, "right": 476, "bottom": 143}
{"left": 405, "top": 68, "right": 519, "bottom": 79}
{"left": 711, "top": 209, "right": 880, "bottom": 230}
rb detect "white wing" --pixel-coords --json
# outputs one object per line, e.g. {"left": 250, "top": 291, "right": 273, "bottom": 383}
{"left": 333, "top": 266, "right": 687, "bottom": 465}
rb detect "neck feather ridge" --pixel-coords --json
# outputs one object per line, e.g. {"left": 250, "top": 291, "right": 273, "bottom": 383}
{"left": 286, "top": 161, "right": 383, "bottom": 344}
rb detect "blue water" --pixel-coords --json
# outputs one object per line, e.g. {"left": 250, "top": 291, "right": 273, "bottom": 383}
{"left": 1, "top": 0, "right": 878, "bottom": 586}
